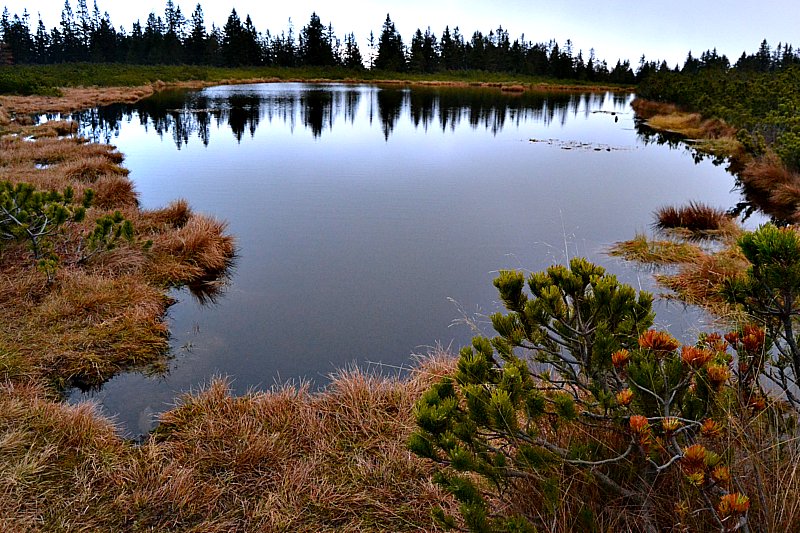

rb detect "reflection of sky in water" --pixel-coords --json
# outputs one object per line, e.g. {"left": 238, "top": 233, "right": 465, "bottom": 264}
{"left": 65, "top": 84, "right": 764, "bottom": 437}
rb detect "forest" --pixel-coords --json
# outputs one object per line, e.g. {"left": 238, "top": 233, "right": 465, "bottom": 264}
{"left": 0, "top": 0, "right": 641, "bottom": 83}
{"left": 637, "top": 42, "right": 800, "bottom": 173}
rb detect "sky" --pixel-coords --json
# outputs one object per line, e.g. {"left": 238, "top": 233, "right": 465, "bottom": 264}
{"left": 5, "top": 0, "right": 798, "bottom": 67}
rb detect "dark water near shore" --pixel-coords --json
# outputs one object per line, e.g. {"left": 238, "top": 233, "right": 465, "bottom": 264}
{"left": 64, "top": 83, "right": 762, "bottom": 436}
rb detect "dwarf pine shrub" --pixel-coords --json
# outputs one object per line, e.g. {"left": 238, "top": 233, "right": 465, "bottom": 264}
{"left": 724, "top": 224, "right": 800, "bottom": 410}
{"left": 0, "top": 181, "right": 88, "bottom": 262}
{"left": 411, "top": 258, "right": 750, "bottom": 531}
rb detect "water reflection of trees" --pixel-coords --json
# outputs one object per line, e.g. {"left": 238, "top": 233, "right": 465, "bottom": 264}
{"left": 633, "top": 119, "right": 774, "bottom": 224}
{"left": 73, "top": 85, "right": 629, "bottom": 148}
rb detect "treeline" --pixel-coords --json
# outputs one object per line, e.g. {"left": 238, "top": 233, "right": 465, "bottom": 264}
{"left": 637, "top": 39, "right": 800, "bottom": 171}
{"left": 0, "top": 0, "right": 640, "bottom": 83}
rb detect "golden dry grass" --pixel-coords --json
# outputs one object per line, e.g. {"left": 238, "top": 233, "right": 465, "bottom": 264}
{"left": 610, "top": 233, "right": 705, "bottom": 264}
{"left": 0, "top": 84, "right": 161, "bottom": 116}
{"left": 146, "top": 215, "right": 236, "bottom": 285}
{"left": 27, "top": 120, "right": 78, "bottom": 138}
{"left": 646, "top": 112, "right": 707, "bottom": 138}
{"left": 92, "top": 174, "right": 139, "bottom": 209}
{"left": 500, "top": 84, "right": 527, "bottom": 93}
{"left": 630, "top": 98, "right": 681, "bottom": 119}
{"left": 654, "top": 202, "right": 742, "bottom": 241}
{"left": 632, "top": 98, "right": 741, "bottom": 163}
{"left": 655, "top": 245, "right": 749, "bottom": 318}
{"left": 0, "top": 355, "right": 460, "bottom": 531}
{"left": 739, "top": 153, "right": 800, "bottom": 220}
{"left": 138, "top": 199, "right": 192, "bottom": 230}
{"left": 61, "top": 155, "right": 130, "bottom": 182}
{"left": 0, "top": 113, "right": 235, "bottom": 391}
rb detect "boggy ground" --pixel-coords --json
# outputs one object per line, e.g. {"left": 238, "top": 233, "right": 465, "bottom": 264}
{"left": 0, "top": 84, "right": 466, "bottom": 531}
{"left": 632, "top": 98, "right": 800, "bottom": 223}
{"left": 6, "top": 79, "right": 795, "bottom": 532}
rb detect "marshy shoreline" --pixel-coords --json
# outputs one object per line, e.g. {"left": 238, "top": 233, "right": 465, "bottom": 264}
{"left": 2, "top": 73, "right": 792, "bottom": 531}
{"left": 0, "top": 74, "right": 479, "bottom": 531}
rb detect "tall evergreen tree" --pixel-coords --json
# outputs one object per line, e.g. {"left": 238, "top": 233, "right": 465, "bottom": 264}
{"left": 299, "top": 12, "right": 334, "bottom": 66}
{"left": 185, "top": 3, "right": 207, "bottom": 64}
{"left": 1, "top": 9, "right": 34, "bottom": 64}
{"left": 89, "top": 11, "right": 116, "bottom": 62}
{"left": 144, "top": 13, "right": 166, "bottom": 63}
{"left": 366, "top": 30, "right": 375, "bottom": 69}
{"left": 342, "top": 32, "right": 363, "bottom": 69}
{"left": 242, "top": 14, "right": 261, "bottom": 65}
{"left": 59, "top": 0, "right": 82, "bottom": 62}
{"left": 33, "top": 15, "right": 50, "bottom": 63}
{"left": 163, "top": 0, "right": 185, "bottom": 63}
{"left": 374, "top": 14, "right": 405, "bottom": 71}
{"left": 221, "top": 9, "right": 243, "bottom": 65}
{"left": 408, "top": 27, "right": 438, "bottom": 73}
{"left": 221, "top": 9, "right": 261, "bottom": 66}
{"left": 75, "top": 0, "right": 92, "bottom": 53}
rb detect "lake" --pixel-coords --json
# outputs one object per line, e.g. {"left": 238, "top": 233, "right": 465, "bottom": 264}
{"left": 65, "top": 83, "right": 759, "bottom": 436}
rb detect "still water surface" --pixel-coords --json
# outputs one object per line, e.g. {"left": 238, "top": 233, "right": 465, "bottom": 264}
{"left": 67, "top": 83, "right": 758, "bottom": 436}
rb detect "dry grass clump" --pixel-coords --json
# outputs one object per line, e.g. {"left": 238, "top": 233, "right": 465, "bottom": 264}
{"left": 138, "top": 199, "right": 192, "bottom": 230}
{"left": 2, "top": 270, "right": 171, "bottom": 389}
{"left": 501, "top": 84, "right": 526, "bottom": 93}
{"left": 654, "top": 202, "right": 741, "bottom": 240}
{"left": 0, "top": 382, "right": 126, "bottom": 531}
{"left": 631, "top": 98, "right": 682, "bottom": 119}
{"left": 146, "top": 215, "right": 236, "bottom": 285}
{"left": 739, "top": 153, "right": 800, "bottom": 220}
{"left": 61, "top": 155, "right": 130, "bottom": 182}
{"left": 144, "top": 356, "right": 459, "bottom": 531}
{"left": 28, "top": 120, "right": 78, "bottom": 138}
{"left": 610, "top": 206, "right": 748, "bottom": 319}
{"left": 632, "top": 98, "right": 739, "bottom": 157}
{"left": 610, "top": 233, "right": 705, "bottom": 264}
{"left": 92, "top": 174, "right": 139, "bottom": 209}
{"left": 644, "top": 113, "right": 737, "bottom": 142}
{"left": 647, "top": 112, "right": 706, "bottom": 138}
{"left": 656, "top": 245, "right": 748, "bottom": 318}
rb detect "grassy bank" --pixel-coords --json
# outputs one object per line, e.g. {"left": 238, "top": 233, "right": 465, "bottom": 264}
{"left": 0, "top": 73, "right": 462, "bottom": 530}
{"left": 0, "top": 63, "right": 632, "bottom": 118}
{"left": 0, "top": 122, "right": 235, "bottom": 391}
{"left": 635, "top": 66, "right": 800, "bottom": 222}
{"left": 0, "top": 356, "right": 462, "bottom": 531}
{"left": 7, "top": 70, "right": 796, "bottom": 531}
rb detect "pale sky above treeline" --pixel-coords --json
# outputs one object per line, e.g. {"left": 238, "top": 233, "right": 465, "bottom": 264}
{"left": 6, "top": 0, "right": 797, "bottom": 67}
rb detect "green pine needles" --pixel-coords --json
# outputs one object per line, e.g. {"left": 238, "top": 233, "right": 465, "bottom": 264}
{"left": 0, "top": 181, "right": 88, "bottom": 262}
{"left": 0, "top": 181, "right": 136, "bottom": 278}
{"left": 725, "top": 223, "right": 800, "bottom": 409}
{"left": 411, "top": 258, "right": 752, "bottom": 531}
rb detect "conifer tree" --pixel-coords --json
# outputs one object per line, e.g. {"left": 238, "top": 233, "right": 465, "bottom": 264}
{"left": 342, "top": 32, "right": 363, "bottom": 69}
{"left": 725, "top": 224, "right": 800, "bottom": 409}
{"left": 299, "top": 12, "right": 335, "bottom": 66}
{"left": 374, "top": 14, "right": 405, "bottom": 71}
{"left": 411, "top": 258, "right": 749, "bottom": 531}
{"left": 185, "top": 3, "right": 207, "bottom": 64}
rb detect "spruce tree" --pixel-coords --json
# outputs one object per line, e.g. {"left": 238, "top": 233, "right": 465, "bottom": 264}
{"left": 374, "top": 14, "right": 405, "bottom": 71}
{"left": 299, "top": 12, "right": 334, "bottom": 66}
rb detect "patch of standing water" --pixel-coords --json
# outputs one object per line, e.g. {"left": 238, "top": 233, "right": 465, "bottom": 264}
{"left": 65, "top": 84, "right": 765, "bottom": 437}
